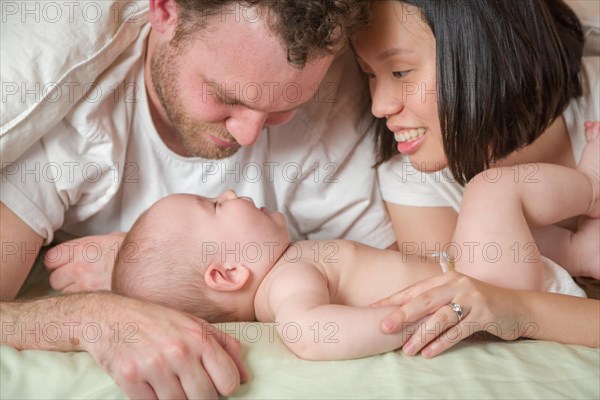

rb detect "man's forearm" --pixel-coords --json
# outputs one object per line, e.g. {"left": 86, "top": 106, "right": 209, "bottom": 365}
{"left": 1, "top": 292, "right": 118, "bottom": 352}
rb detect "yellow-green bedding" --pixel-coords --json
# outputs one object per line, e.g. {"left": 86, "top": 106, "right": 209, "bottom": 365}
{"left": 1, "top": 322, "right": 599, "bottom": 399}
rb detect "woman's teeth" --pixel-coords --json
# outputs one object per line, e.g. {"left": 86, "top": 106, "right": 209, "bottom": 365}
{"left": 394, "top": 128, "right": 426, "bottom": 142}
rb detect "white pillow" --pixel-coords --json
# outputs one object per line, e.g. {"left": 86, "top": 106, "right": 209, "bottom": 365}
{"left": 0, "top": 0, "right": 149, "bottom": 163}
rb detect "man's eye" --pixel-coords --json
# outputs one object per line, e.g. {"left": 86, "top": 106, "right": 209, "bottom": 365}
{"left": 221, "top": 100, "right": 237, "bottom": 108}
{"left": 216, "top": 95, "right": 237, "bottom": 108}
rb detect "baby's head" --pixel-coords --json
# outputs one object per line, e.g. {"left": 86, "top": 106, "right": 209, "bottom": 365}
{"left": 112, "top": 190, "right": 290, "bottom": 322}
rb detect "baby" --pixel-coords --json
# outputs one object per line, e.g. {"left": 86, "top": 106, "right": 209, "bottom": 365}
{"left": 112, "top": 124, "right": 598, "bottom": 360}
{"left": 112, "top": 190, "right": 445, "bottom": 359}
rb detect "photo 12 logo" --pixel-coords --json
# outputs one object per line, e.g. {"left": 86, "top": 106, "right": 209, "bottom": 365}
{"left": 1, "top": 1, "right": 142, "bottom": 24}
{"left": 1, "top": 321, "right": 139, "bottom": 345}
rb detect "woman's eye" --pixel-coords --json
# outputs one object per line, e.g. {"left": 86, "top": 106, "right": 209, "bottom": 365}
{"left": 360, "top": 69, "right": 376, "bottom": 79}
{"left": 392, "top": 70, "right": 411, "bottom": 78}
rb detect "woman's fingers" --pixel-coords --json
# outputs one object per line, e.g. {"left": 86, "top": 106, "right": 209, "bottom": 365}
{"left": 419, "top": 319, "right": 475, "bottom": 358}
{"left": 381, "top": 283, "right": 458, "bottom": 333}
{"left": 401, "top": 301, "right": 470, "bottom": 356}
{"left": 376, "top": 271, "right": 524, "bottom": 358}
{"left": 372, "top": 270, "right": 462, "bottom": 307}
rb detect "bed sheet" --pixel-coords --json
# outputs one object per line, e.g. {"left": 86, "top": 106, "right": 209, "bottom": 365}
{"left": 1, "top": 323, "right": 599, "bottom": 399}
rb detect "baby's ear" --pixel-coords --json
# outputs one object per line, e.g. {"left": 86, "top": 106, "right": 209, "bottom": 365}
{"left": 204, "top": 264, "right": 250, "bottom": 292}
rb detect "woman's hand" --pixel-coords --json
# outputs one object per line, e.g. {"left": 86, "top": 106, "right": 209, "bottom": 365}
{"left": 372, "top": 271, "right": 531, "bottom": 358}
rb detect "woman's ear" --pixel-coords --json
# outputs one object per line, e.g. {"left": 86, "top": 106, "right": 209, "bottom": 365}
{"left": 204, "top": 264, "right": 251, "bottom": 292}
{"left": 149, "top": 0, "right": 178, "bottom": 35}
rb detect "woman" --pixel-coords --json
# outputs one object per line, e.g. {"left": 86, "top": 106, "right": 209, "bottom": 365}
{"left": 353, "top": 0, "right": 599, "bottom": 356}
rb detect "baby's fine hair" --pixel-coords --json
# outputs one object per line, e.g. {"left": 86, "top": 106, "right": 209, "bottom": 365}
{"left": 112, "top": 209, "right": 238, "bottom": 323}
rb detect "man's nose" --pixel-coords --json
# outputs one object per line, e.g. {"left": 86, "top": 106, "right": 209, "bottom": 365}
{"left": 226, "top": 110, "right": 269, "bottom": 146}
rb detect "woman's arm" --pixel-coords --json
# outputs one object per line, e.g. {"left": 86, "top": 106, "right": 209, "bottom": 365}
{"left": 373, "top": 271, "right": 599, "bottom": 358}
{"left": 386, "top": 202, "right": 457, "bottom": 253}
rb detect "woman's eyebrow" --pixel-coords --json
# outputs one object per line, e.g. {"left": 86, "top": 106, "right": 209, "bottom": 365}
{"left": 377, "top": 47, "right": 414, "bottom": 61}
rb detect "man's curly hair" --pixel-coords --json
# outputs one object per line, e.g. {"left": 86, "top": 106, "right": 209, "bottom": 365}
{"left": 174, "top": 0, "right": 370, "bottom": 67}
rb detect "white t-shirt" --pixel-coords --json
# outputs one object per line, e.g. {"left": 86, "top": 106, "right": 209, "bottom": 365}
{"left": 1, "top": 24, "right": 395, "bottom": 248}
{"left": 379, "top": 56, "right": 600, "bottom": 212}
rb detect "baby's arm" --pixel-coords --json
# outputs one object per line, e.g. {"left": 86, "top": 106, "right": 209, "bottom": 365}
{"left": 265, "top": 262, "right": 417, "bottom": 361}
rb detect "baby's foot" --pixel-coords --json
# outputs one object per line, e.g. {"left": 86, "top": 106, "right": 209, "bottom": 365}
{"left": 578, "top": 121, "right": 600, "bottom": 218}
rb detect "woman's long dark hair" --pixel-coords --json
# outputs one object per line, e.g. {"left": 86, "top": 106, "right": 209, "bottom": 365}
{"left": 373, "top": 0, "right": 584, "bottom": 185}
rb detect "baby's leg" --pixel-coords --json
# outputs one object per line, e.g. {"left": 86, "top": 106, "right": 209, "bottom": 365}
{"left": 578, "top": 121, "right": 600, "bottom": 218}
{"left": 453, "top": 128, "right": 599, "bottom": 290}
{"left": 570, "top": 121, "right": 600, "bottom": 279}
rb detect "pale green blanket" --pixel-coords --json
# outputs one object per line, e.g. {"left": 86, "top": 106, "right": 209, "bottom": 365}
{"left": 2, "top": 322, "right": 599, "bottom": 399}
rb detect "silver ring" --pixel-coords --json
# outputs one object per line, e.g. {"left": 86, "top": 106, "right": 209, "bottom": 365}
{"left": 449, "top": 302, "right": 463, "bottom": 322}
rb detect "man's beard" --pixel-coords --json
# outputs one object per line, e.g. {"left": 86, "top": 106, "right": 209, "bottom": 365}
{"left": 150, "top": 40, "right": 240, "bottom": 159}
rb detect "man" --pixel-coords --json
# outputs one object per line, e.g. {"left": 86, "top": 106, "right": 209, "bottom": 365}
{"left": 1, "top": 0, "right": 394, "bottom": 398}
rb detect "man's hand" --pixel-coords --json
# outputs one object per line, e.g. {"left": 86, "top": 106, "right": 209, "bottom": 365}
{"left": 2, "top": 292, "right": 249, "bottom": 399}
{"left": 45, "top": 233, "right": 126, "bottom": 292}
{"left": 90, "top": 294, "right": 248, "bottom": 399}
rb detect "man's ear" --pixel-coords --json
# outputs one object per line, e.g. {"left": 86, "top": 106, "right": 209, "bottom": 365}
{"left": 149, "top": 0, "right": 178, "bottom": 35}
{"left": 205, "top": 264, "right": 251, "bottom": 292}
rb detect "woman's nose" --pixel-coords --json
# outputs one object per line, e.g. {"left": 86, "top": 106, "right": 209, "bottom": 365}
{"left": 371, "top": 83, "right": 403, "bottom": 119}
